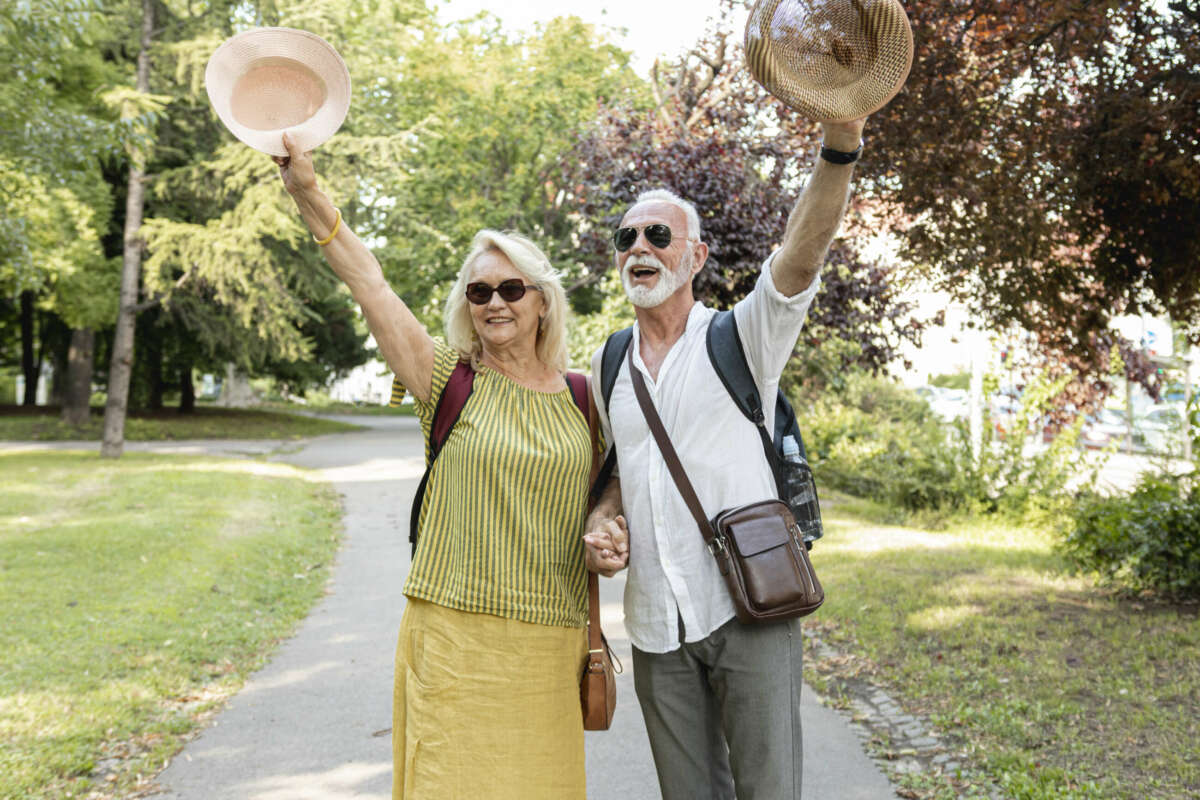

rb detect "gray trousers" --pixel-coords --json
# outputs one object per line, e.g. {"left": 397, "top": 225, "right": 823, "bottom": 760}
{"left": 632, "top": 615, "right": 804, "bottom": 800}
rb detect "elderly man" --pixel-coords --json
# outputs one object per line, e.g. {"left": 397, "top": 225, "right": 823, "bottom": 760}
{"left": 583, "top": 118, "right": 866, "bottom": 800}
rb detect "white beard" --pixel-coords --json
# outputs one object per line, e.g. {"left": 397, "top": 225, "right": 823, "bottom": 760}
{"left": 621, "top": 248, "right": 692, "bottom": 308}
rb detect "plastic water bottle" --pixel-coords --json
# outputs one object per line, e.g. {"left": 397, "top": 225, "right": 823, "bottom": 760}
{"left": 781, "top": 435, "right": 823, "bottom": 545}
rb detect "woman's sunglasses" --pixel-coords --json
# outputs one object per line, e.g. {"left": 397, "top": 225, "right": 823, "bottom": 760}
{"left": 612, "top": 224, "right": 683, "bottom": 252}
{"left": 465, "top": 279, "right": 542, "bottom": 305}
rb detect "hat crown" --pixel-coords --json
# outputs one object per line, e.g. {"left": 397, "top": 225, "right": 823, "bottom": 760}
{"left": 205, "top": 27, "right": 350, "bottom": 157}
{"left": 745, "top": 0, "right": 913, "bottom": 122}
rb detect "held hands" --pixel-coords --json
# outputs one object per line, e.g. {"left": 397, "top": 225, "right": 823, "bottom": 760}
{"left": 583, "top": 515, "right": 629, "bottom": 578}
{"left": 272, "top": 132, "right": 318, "bottom": 198}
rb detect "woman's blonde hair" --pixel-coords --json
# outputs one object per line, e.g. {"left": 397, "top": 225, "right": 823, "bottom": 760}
{"left": 444, "top": 230, "right": 569, "bottom": 372}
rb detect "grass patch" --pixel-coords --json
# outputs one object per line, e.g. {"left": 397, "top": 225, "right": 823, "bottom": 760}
{"left": 0, "top": 451, "right": 343, "bottom": 799}
{"left": 805, "top": 492, "right": 1200, "bottom": 799}
{"left": 255, "top": 399, "right": 415, "bottom": 417}
{"left": 0, "top": 405, "right": 364, "bottom": 441}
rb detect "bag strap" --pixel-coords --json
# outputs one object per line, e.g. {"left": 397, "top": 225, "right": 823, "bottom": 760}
{"left": 410, "top": 361, "right": 476, "bottom": 553}
{"left": 592, "top": 328, "right": 633, "bottom": 501}
{"left": 583, "top": 374, "right": 604, "bottom": 656}
{"left": 626, "top": 347, "right": 718, "bottom": 545}
{"left": 706, "top": 309, "right": 796, "bottom": 500}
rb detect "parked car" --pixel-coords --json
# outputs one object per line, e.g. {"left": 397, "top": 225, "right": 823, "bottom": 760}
{"left": 1137, "top": 404, "right": 1187, "bottom": 455}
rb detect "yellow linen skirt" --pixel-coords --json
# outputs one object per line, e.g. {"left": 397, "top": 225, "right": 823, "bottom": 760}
{"left": 392, "top": 598, "right": 588, "bottom": 800}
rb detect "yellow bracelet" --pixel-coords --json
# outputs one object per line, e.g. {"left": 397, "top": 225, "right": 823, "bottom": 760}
{"left": 314, "top": 208, "right": 341, "bottom": 246}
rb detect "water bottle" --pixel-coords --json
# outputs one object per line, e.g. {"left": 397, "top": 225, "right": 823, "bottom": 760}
{"left": 781, "top": 435, "right": 823, "bottom": 545}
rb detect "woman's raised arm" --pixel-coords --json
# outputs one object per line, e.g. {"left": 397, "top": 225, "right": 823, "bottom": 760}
{"left": 275, "top": 133, "right": 436, "bottom": 404}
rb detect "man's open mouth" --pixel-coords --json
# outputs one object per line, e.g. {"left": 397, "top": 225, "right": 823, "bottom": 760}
{"left": 630, "top": 266, "right": 659, "bottom": 279}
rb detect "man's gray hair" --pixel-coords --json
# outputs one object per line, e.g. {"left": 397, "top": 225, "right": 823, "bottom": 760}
{"left": 634, "top": 188, "right": 701, "bottom": 241}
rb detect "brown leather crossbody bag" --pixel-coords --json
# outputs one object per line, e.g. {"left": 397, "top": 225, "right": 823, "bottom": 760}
{"left": 628, "top": 349, "right": 824, "bottom": 624}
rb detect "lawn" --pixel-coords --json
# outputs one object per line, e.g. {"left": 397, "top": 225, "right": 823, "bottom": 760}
{"left": 0, "top": 451, "right": 343, "bottom": 799}
{"left": 0, "top": 405, "right": 364, "bottom": 441}
{"left": 806, "top": 493, "right": 1200, "bottom": 800}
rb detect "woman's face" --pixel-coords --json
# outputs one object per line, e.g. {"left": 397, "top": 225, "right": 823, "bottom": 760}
{"left": 466, "top": 249, "right": 547, "bottom": 355}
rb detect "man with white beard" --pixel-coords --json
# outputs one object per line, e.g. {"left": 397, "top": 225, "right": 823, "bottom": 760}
{"left": 582, "top": 117, "right": 866, "bottom": 800}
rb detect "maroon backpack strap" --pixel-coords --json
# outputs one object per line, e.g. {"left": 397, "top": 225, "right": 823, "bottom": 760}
{"left": 565, "top": 371, "right": 589, "bottom": 421}
{"left": 429, "top": 361, "right": 476, "bottom": 457}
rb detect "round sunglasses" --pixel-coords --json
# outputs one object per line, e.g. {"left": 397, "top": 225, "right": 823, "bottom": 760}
{"left": 612, "top": 223, "right": 686, "bottom": 252}
{"left": 465, "top": 279, "right": 542, "bottom": 305}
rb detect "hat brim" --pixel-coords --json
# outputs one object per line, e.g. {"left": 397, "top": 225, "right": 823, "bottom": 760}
{"left": 205, "top": 27, "right": 351, "bottom": 157}
{"left": 745, "top": 0, "right": 913, "bottom": 123}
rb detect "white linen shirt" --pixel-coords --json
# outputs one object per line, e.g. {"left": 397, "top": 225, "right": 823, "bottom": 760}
{"left": 590, "top": 252, "right": 820, "bottom": 654}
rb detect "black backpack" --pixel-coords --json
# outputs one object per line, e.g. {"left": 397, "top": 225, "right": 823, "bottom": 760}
{"left": 595, "top": 309, "right": 823, "bottom": 547}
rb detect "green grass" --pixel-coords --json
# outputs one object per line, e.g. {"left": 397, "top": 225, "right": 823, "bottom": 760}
{"left": 805, "top": 492, "right": 1200, "bottom": 799}
{"left": 0, "top": 451, "right": 343, "bottom": 799}
{"left": 256, "top": 398, "right": 416, "bottom": 417}
{"left": 0, "top": 405, "right": 364, "bottom": 441}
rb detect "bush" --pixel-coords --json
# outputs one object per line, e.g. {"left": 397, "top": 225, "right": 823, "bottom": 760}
{"left": 798, "top": 372, "right": 981, "bottom": 516}
{"left": 1062, "top": 473, "right": 1200, "bottom": 597}
{"left": 796, "top": 370, "right": 1083, "bottom": 522}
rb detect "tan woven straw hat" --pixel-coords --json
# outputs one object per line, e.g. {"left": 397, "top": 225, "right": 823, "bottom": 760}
{"left": 745, "top": 0, "right": 913, "bottom": 122}
{"left": 205, "top": 27, "right": 350, "bottom": 157}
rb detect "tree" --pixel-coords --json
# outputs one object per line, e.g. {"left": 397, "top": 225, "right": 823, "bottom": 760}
{"left": 101, "top": 0, "right": 158, "bottom": 458}
{"left": 557, "top": 5, "right": 930, "bottom": 376}
{"left": 859, "top": 0, "right": 1199, "bottom": 405}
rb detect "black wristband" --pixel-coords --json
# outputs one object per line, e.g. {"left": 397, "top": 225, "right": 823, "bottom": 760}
{"left": 819, "top": 141, "right": 863, "bottom": 165}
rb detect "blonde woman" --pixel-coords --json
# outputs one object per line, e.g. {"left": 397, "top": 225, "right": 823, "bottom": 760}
{"left": 274, "top": 134, "right": 624, "bottom": 798}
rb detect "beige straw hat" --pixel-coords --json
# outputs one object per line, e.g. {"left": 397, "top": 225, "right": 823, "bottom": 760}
{"left": 744, "top": 0, "right": 913, "bottom": 122}
{"left": 205, "top": 27, "right": 351, "bottom": 157}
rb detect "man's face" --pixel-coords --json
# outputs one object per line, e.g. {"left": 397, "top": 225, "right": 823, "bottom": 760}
{"left": 616, "top": 202, "right": 695, "bottom": 309}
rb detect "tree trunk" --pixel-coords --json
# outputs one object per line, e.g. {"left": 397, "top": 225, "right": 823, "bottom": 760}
{"left": 179, "top": 362, "right": 195, "bottom": 414}
{"left": 100, "top": 0, "right": 154, "bottom": 458}
{"left": 61, "top": 328, "right": 95, "bottom": 426}
{"left": 20, "top": 290, "right": 36, "bottom": 405}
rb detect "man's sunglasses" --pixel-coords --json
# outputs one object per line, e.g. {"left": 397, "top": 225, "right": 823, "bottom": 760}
{"left": 465, "top": 279, "right": 542, "bottom": 305}
{"left": 612, "top": 224, "right": 685, "bottom": 252}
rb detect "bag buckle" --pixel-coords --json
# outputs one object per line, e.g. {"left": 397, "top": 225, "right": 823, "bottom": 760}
{"left": 707, "top": 536, "right": 727, "bottom": 557}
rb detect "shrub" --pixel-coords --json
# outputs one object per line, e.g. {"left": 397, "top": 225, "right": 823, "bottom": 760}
{"left": 796, "top": 370, "right": 1084, "bottom": 522}
{"left": 1062, "top": 473, "right": 1200, "bottom": 598}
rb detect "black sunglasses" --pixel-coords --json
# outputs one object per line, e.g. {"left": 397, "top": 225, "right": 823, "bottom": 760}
{"left": 612, "top": 224, "right": 684, "bottom": 252}
{"left": 465, "top": 279, "right": 542, "bottom": 305}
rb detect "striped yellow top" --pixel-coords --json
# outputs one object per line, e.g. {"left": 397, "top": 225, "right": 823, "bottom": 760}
{"left": 390, "top": 342, "right": 591, "bottom": 628}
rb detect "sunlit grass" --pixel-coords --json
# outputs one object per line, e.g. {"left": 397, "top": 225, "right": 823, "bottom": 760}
{"left": 806, "top": 492, "right": 1200, "bottom": 799}
{"left": 0, "top": 451, "right": 343, "bottom": 799}
{"left": 0, "top": 405, "right": 364, "bottom": 441}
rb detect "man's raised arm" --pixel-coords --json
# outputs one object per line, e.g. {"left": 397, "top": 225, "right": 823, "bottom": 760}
{"left": 771, "top": 118, "right": 868, "bottom": 297}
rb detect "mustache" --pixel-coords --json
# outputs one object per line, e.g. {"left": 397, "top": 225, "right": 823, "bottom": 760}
{"left": 623, "top": 254, "right": 666, "bottom": 273}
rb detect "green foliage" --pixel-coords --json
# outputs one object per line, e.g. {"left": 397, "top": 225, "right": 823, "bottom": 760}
{"left": 1063, "top": 472, "right": 1200, "bottom": 598}
{"left": 929, "top": 372, "right": 969, "bottom": 391}
{"left": 798, "top": 370, "right": 1082, "bottom": 522}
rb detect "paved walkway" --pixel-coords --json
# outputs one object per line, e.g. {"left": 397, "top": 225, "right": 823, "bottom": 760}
{"left": 10, "top": 417, "right": 901, "bottom": 799}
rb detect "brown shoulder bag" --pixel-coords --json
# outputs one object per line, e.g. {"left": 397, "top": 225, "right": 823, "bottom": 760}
{"left": 627, "top": 348, "right": 824, "bottom": 624}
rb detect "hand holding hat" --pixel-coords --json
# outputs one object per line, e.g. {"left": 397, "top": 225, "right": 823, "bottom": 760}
{"left": 745, "top": 0, "right": 913, "bottom": 122}
{"left": 205, "top": 27, "right": 350, "bottom": 157}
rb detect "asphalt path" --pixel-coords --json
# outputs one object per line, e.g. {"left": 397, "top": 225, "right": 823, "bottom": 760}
{"left": 11, "top": 415, "right": 900, "bottom": 799}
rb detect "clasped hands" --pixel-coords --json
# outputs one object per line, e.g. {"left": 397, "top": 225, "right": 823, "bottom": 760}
{"left": 583, "top": 514, "right": 629, "bottom": 577}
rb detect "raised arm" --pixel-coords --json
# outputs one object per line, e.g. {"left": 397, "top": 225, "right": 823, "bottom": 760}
{"left": 275, "top": 134, "right": 436, "bottom": 404}
{"left": 771, "top": 118, "right": 867, "bottom": 297}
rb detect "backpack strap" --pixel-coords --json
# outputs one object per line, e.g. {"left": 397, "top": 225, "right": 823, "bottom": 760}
{"left": 600, "top": 327, "right": 634, "bottom": 410}
{"left": 593, "top": 327, "right": 633, "bottom": 500}
{"left": 565, "top": 371, "right": 589, "bottom": 420}
{"left": 706, "top": 310, "right": 767, "bottom": 427}
{"left": 410, "top": 361, "right": 475, "bottom": 555}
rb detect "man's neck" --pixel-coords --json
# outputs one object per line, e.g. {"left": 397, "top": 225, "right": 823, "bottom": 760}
{"left": 634, "top": 292, "right": 695, "bottom": 379}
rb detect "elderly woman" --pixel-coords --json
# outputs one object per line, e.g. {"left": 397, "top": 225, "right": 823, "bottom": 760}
{"left": 274, "top": 134, "right": 624, "bottom": 799}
